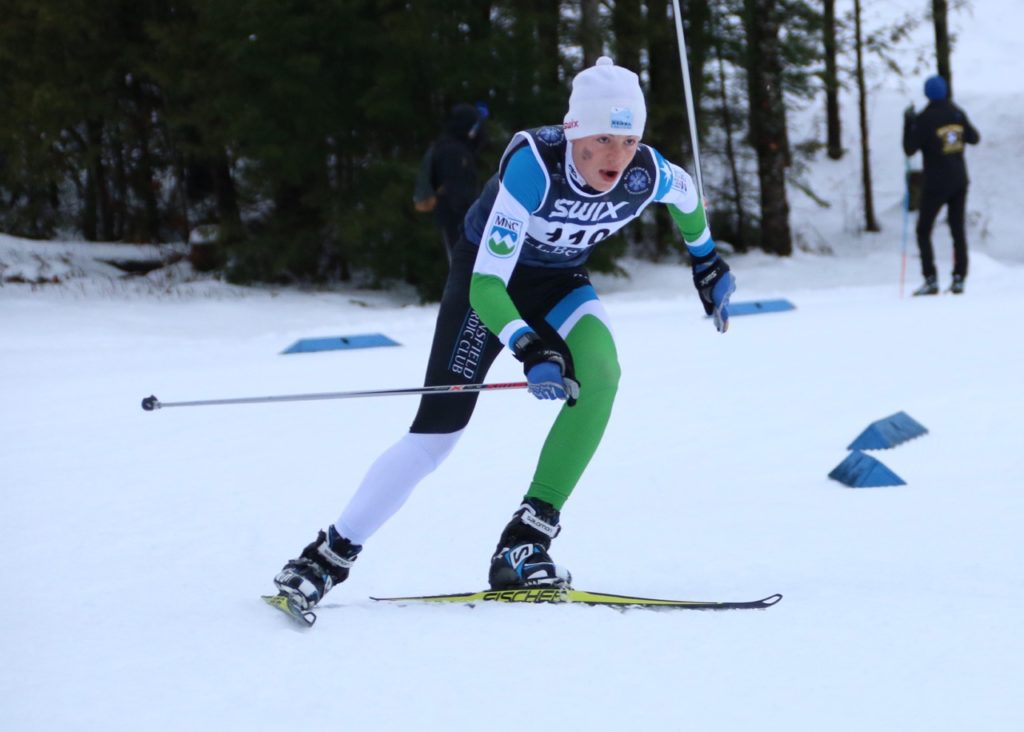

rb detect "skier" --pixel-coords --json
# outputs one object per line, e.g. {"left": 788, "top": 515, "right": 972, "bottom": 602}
{"left": 903, "top": 75, "right": 980, "bottom": 295}
{"left": 272, "top": 57, "right": 736, "bottom": 610}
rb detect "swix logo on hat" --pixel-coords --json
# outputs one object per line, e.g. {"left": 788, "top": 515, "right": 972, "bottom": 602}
{"left": 610, "top": 106, "right": 634, "bottom": 130}
{"left": 486, "top": 213, "right": 523, "bottom": 257}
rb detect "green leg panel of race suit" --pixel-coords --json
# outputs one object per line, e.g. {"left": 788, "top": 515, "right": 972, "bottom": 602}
{"left": 525, "top": 314, "right": 620, "bottom": 510}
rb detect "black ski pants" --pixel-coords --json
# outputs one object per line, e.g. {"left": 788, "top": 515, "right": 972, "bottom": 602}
{"left": 917, "top": 185, "right": 968, "bottom": 280}
{"left": 409, "top": 236, "right": 587, "bottom": 435}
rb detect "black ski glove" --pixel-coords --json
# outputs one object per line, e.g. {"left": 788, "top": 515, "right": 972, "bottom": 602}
{"left": 692, "top": 251, "right": 736, "bottom": 333}
{"left": 512, "top": 332, "right": 579, "bottom": 406}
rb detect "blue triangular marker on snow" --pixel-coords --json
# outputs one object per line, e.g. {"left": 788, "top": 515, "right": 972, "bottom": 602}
{"left": 828, "top": 450, "right": 906, "bottom": 488}
{"left": 281, "top": 333, "right": 401, "bottom": 354}
{"left": 727, "top": 299, "right": 796, "bottom": 316}
{"left": 847, "top": 411, "right": 928, "bottom": 450}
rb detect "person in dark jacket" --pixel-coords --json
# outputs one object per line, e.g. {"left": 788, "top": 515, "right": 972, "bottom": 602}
{"left": 414, "top": 103, "right": 488, "bottom": 262}
{"left": 903, "top": 75, "right": 980, "bottom": 295}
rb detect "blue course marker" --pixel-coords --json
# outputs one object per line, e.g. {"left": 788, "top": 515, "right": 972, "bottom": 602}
{"left": 847, "top": 412, "right": 928, "bottom": 451}
{"left": 828, "top": 450, "right": 906, "bottom": 488}
{"left": 282, "top": 334, "right": 400, "bottom": 354}
{"left": 727, "top": 299, "right": 796, "bottom": 316}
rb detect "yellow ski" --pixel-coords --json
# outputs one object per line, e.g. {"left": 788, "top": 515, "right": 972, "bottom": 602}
{"left": 371, "top": 588, "right": 782, "bottom": 610}
{"left": 262, "top": 593, "right": 317, "bottom": 627}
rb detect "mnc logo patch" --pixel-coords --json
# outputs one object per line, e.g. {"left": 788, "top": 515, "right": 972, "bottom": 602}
{"left": 486, "top": 213, "right": 523, "bottom": 257}
{"left": 610, "top": 106, "right": 634, "bottom": 130}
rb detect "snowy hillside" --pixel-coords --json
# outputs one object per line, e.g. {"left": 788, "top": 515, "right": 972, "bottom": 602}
{"left": 3, "top": 3, "right": 1023, "bottom": 731}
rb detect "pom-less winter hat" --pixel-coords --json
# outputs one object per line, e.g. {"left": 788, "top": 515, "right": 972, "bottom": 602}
{"left": 924, "top": 75, "right": 949, "bottom": 101}
{"left": 563, "top": 56, "right": 646, "bottom": 140}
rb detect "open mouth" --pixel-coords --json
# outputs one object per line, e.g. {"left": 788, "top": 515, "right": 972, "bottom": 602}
{"left": 599, "top": 169, "right": 620, "bottom": 183}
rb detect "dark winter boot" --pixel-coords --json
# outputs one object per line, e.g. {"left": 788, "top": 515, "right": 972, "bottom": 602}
{"left": 912, "top": 276, "right": 939, "bottom": 296}
{"left": 949, "top": 274, "right": 965, "bottom": 294}
{"left": 273, "top": 526, "right": 362, "bottom": 610}
{"left": 489, "top": 497, "right": 572, "bottom": 589}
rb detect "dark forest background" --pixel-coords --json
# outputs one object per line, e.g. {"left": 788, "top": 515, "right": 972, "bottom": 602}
{"left": 0, "top": 1, "right": 960, "bottom": 300}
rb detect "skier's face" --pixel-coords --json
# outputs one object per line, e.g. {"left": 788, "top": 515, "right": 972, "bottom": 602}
{"left": 571, "top": 134, "right": 640, "bottom": 191}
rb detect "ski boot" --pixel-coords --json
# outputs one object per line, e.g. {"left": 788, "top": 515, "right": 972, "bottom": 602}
{"left": 949, "top": 274, "right": 965, "bottom": 294}
{"left": 273, "top": 526, "right": 362, "bottom": 610}
{"left": 912, "top": 276, "right": 939, "bottom": 296}
{"left": 489, "top": 497, "right": 572, "bottom": 589}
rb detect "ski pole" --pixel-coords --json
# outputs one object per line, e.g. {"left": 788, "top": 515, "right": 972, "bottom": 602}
{"left": 141, "top": 381, "right": 528, "bottom": 411}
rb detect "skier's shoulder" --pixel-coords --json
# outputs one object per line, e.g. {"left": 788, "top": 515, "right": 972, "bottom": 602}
{"left": 947, "top": 101, "right": 972, "bottom": 123}
{"left": 637, "top": 145, "right": 695, "bottom": 201}
{"left": 495, "top": 126, "right": 568, "bottom": 202}
{"left": 924, "top": 99, "right": 967, "bottom": 124}
{"left": 514, "top": 126, "right": 568, "bottom": 170}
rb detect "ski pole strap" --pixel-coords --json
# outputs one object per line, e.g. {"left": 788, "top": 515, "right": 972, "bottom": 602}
{"left": 140, "top": 382, "right": 528, "bottom": 411}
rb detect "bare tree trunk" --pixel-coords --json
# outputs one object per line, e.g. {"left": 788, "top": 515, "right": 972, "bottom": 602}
{"left": 823, "top": 0, "right": 842, "bottom": 159}
{"left": 174, "top": 154, "right": 190, "bottom": 243}
{"left": 611, "top": 0, "right": 645, "bottom": 251}
{"left": 135, "top": 126, "right": 161, "bottom": 243}
{"left": 89, "top": 119, "right": 117, "bottom": 241}
{"left": 112, "top": 133, "right": 128, "bottom": 240}
{"left": 535, "top": 0, "right": 561, "bottom": 93}
{"left": 743, "top": 0, "right": 793, "bottom": 256}
{"left": 680, "top": 0, "right": 711, "bottom": 125}
{"left": 213, "top": 152, "right": 240, "bottom": 234}
{"left": 646, "top": 0, "right": 686, "bottom": 258}
{"left": 612, "top": 0, "right": 643, "bottom": 74}
{"left": 714, "top": 37, "right": 748, "bottom": 249}
{"left": 580, "top": 0, "right": 603, "bottom": 66}
{"left": 853, "top": 0, "right": 879, "bottom": 232}
{"left": 932, "top": 0, "right": 952, "bottom": 96}
{"left": 82, "top": 126, "right": 99, "bottom": 242}
{"left": 647, "top": 0, "right": 687, "bottom": 155}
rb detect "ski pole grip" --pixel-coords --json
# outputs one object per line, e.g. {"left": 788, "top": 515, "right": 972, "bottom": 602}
{"left": 141, "top": 395, "right": 161, "bottom": 411}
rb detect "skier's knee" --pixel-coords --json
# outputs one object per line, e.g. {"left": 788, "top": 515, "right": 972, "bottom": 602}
{"left": 574, "top": 356, "right": 620, "bottom": 403}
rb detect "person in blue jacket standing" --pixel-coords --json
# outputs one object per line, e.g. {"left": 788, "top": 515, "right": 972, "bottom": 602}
{"left": 272, "top": 57, "right": 736, "bottom": 610}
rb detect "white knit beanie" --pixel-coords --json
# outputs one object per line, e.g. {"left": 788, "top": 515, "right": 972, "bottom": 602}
{"left": 563, "top": 56, "right": 646, "bottom": 140}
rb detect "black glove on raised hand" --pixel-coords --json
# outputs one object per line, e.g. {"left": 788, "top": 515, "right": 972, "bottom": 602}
{"left": 512, "top": 332, "right": 580, "bottom": 406}
{"left": 692, "top": 251, "right": 735, "bottom": 333}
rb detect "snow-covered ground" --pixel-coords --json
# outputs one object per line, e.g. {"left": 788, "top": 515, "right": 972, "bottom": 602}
{"left": 3, "top": 3, "right": 1022, "bottom": 731}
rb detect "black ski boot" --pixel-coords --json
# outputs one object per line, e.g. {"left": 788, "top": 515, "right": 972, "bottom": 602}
{"left": 949, "top": 274, "right": 965, "bottom": 294}
{"left": 912, "top": 276, "right": 939, "bottom": 296}
{"left": 273, "top": 526, "right": 362, "bottom": 610}
{"left": 489, "top": 497, "right": 572, "bottom": 589}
